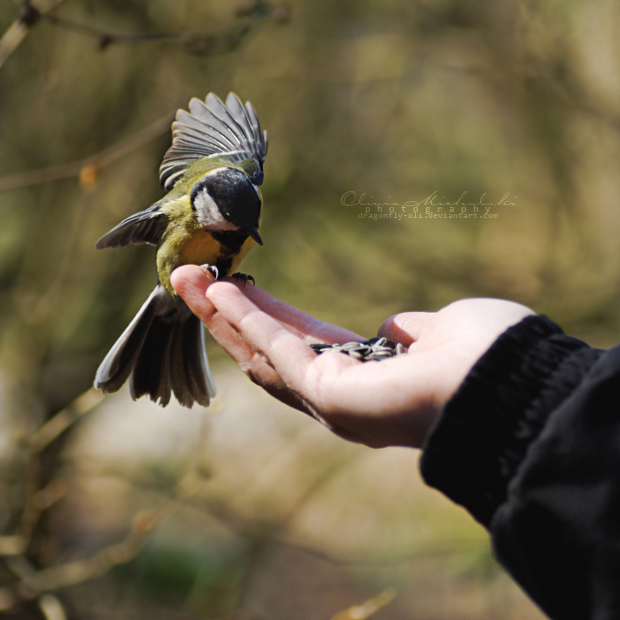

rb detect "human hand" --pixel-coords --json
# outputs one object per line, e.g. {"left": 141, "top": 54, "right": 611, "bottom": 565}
{"left": 171, "top": 265, "right": 534, "bottom": 449}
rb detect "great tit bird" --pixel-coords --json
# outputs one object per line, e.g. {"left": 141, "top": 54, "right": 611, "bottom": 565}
{"left": 94, "top": 92, "right": 268, "bottom": 408}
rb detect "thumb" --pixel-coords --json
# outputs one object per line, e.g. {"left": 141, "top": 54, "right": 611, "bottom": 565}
{"left": 377, "top": 312, "right": 434, "bottom": 348}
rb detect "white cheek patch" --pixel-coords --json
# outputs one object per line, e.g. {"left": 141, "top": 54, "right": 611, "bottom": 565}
{"left": 193, "top": 188, "right": 238, "bottom": 231}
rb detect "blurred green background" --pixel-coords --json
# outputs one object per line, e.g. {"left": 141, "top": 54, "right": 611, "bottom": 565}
{"left": 2, "top": 0, "right": 620, "bottom": 618}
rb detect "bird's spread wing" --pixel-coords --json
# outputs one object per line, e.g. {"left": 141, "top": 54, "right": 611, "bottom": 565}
{"left": 159, "top": 92, "right": 268, "bottom": 191}
{"left": 96, "top": 203, "right": 169, "bottom": 249}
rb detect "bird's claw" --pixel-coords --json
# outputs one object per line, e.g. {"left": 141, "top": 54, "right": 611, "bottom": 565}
{"left": 201, "top": 264, "right": 219, "bottom": 280}
{"left": 231, "top": 272, "right": 255, "bottom": 287}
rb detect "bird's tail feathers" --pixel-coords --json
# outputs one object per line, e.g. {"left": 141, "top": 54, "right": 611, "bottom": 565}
{"left": 94, "top": 285, "right": 215, "bottom": 408}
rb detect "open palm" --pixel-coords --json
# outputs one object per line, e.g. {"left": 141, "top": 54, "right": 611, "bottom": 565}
{"left": 171, "top": 265, "right": 533, "bottom": 448}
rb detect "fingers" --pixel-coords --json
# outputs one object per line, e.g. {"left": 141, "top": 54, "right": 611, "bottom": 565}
{"left": 171, "top": 264, "right": 315, "bottom": 382}
{"left": 205, "top": 281, "right": 318, "bottom": 386}
{"left": 226, "top": 278, "right": 363, "bottom": 344}
{"left": 377, "top": 312, "right": 433, "bottom": 347}
{"left": 172, "top": 265, "right": 362, "bottom": 344}
{"left": 171, "top": 265, "right": 314, "bottom": 413}
{"left": 171, "top": 266, "right": 447, "bottom": 449}
{"left": 171, "top": 265, "right": 279, "bottom": 384}
{"left": 170, "top": 265, "right": 216, "bottom": 323}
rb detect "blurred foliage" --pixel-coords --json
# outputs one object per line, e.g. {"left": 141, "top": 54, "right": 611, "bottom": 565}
{"left": 1, "top": 0, "right": 620, "bottom": 618}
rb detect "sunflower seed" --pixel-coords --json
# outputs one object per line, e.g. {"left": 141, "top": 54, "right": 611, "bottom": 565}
{"left": 310, "top": 343, "right": 331, "bottom": 352}
{"left": 309, "top": 338, "right": 400, "bottom": 362}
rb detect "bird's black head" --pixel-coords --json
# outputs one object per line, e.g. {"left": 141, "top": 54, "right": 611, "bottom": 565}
{"left": 191, "top": 167, "right": 263, "bottom": 245}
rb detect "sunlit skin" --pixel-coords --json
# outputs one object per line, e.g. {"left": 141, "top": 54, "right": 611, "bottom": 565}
{"left": 171, "top": 265, "right": 534, "bottom": 449}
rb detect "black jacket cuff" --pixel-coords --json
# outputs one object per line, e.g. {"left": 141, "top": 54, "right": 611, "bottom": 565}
{"left": 419, "top": 314, "right": 602, "bottom": 527}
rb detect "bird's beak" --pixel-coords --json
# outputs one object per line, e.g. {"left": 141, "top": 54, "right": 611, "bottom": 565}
{"left": 247, "top": 227, "right": 263, "bottom": 246}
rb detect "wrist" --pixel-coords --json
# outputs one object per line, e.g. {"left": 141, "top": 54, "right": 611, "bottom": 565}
{"left": 419, "top": 315, "right": 601, "bottom": 527}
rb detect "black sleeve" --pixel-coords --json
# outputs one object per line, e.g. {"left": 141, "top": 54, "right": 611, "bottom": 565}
{"left": 419, "top": 315, "right": 620, "bottom": 620}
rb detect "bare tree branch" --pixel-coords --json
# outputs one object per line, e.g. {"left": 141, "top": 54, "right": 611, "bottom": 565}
{"left": 330, "top": 588, "right": 397, "bottom": 620}
{"left": 6, "top": 390, "right": 104, "bottom": 554}
{"left": 36, "top": 0, "right": 286, "bottom": 52}
{"left": 40, "top": 12, "right": 180, "bottom": 46}
{"left": 0, "top": 380, "right": 211, "bottom": 613}
{"left": 0, "top": 0, "right": 287, "bottom": 71}
{"left": 0, "top": 0, "right": 67, "bottom": 71}
{"left": 0, "top": 472, "right": 206, "bottom": 610}
{"left": 0, "top": 536, "right": 26, "bottom": 557}
{"left": 29, "top": 390, "right": 103, "bottom": 454}
{"left": 0, "top": 112, "right": 174, "bottom": 193}
{"left": 38, "top": 593, "right": 67, "bottom": 620}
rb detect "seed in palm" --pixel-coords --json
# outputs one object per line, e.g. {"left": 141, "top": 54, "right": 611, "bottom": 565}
{"left": 309, "top": 338, "right": 406, "bottom": 362}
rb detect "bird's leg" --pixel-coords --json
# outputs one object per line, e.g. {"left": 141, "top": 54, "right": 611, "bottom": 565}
{"left": 231, "top": 272, "right": 255, "bottom": 287}
{"left": 200, "top": 264, "right": 219, "bottom": 280}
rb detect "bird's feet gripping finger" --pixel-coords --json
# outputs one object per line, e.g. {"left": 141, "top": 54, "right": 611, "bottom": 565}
{"left": 231, "top": 272, "right": 255, "bottom": 287}
{"left": 201, "top": 264, "right": 219, "bottom": 280}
